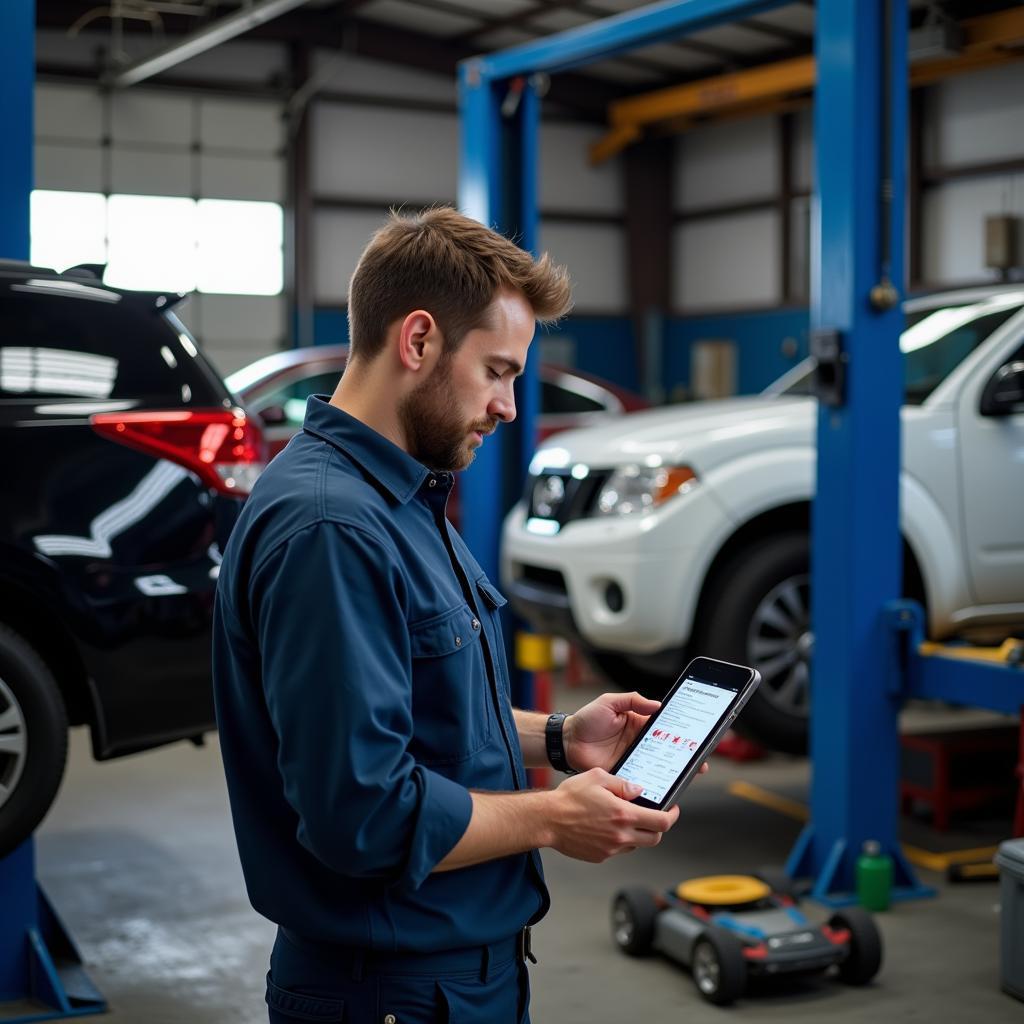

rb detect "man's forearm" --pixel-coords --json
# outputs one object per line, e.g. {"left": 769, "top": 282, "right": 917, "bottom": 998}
{"left": 434, "top": 788, "right": 554, "bottom": 871}
{"left": 512, "top": 707, "right": 562, "bottom": 769}
{"left": 434, "top": 770, "right": 678, "bottom": 872}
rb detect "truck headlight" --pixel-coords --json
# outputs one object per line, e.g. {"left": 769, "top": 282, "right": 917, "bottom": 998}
{"left": 595, "top": 465, "right": 697, "bottom": 517}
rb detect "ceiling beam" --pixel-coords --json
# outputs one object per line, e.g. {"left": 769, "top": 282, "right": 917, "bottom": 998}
{"left": 739, "top": 17, "right": 812, "bottom": 46}
{"left": 107, "top": 0, "right": 315, "bottom": 87}
{"left": 38, "top": 3, "right": 625, "bottom": 117}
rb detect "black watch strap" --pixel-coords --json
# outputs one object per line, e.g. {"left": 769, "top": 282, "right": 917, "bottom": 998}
{"left": 545, "top": 712, "right": 575, "bottom": 774}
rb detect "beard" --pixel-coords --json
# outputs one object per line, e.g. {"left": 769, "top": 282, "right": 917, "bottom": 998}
{"left": 398, "top": 356, "right": 495, "bottom": 472}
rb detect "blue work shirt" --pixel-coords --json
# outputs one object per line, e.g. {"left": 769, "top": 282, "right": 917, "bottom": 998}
{"left": 213, "top": 396, "right": 549, "bottom": 953}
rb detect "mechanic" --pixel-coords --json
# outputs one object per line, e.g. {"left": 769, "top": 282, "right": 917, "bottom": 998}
{"left": 213, "top": 206, "right": 684, "bottom": 1024}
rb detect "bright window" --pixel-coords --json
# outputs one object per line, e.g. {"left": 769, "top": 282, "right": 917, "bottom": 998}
{"left": 106, "top": 194, "right": 199, "bottom": 293}
{"left": 29, "top": 190, "right": 283, "bottom": 297}
{"left": 196, "top": 199, "right": 283, "bottom": 295}
{"left": 30, "top": 190, "right": 106, "bottom": 272}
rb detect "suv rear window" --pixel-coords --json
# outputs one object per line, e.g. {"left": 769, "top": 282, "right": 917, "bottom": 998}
{"left": 0, "top": 280, "right": 223, "bottom": 405}
{"left": 541, "top": 379, "right": 607, "bottom": 415}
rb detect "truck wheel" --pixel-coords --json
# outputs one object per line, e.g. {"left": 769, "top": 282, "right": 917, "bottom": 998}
{"left": 696, "top": 533, "right": 812, "bottom": 754}
{"left": 0, "top": 625, "right": 69, "bottom": 858}
{"left": 611, "top": 887, "right": 659, "bottom": 956}
{"left": 692, "top": 929, "right": 747, "bottom": 1006}
{"left": 831, "top": 907, "right": 883, "bottom": 985}
{"left": 586, "top": 651, "right": 674, "bottom": 700}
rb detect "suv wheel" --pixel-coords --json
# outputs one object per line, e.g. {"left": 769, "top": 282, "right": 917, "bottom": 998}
{"left": 0, "top": 625, "right": 69, "bottom": 858}
{"left": 697, "top": 534, "right": 812, "bottom": 754}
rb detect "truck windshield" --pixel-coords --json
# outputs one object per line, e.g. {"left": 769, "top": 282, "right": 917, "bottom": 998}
{"left": 773, "top": 298, "right": 1024, "bottom": 404}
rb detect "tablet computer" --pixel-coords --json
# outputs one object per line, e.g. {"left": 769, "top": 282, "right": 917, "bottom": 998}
{"left": 611, "top": 657, "right": 761, "bottom": 810}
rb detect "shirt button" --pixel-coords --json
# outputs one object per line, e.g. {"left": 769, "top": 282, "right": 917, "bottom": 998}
{"left": 384, "top": 1016, "right": 397, "bottom": 1024}
{"left": 455, "top": 636, "right": 462, "bottom": 646}
{"left": 472, "top": 619, "right": 480, "bottom": 630}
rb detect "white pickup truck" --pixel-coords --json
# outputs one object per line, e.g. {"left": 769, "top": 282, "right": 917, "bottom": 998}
{"left": 501, "top": 286, "right": 1024, "bottom": 753}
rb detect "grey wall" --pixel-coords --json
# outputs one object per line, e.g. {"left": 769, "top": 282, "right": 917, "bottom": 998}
{"left": 920, "top": 62, "right": 1024, "bottom": 285}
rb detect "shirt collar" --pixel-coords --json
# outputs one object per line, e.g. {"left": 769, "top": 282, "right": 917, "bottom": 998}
{"left": 301, "top": 395, "right": 430, "bottom": 504}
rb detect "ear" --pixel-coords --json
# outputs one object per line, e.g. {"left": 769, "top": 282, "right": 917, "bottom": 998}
{"left": 397, "top": 310, "right": 442, "bottom": 373}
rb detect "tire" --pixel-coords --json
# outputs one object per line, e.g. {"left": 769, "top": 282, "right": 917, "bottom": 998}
{"left": 695, "top": 534, "right": 812, "bottom": 754}
{"left": 0, "top": 624, "right": 69, "bottom": 858}
{"left": 831, "top": 907, "right": 883, "bottom": 985}
{"left": 611, "top": 887, "right": 659, "bottom": 957}
{"left": 585, "top": 650, "right": 675, "bottom": 701}
{"left": 691, "top": 929, "right": 747, "bottom": 1006}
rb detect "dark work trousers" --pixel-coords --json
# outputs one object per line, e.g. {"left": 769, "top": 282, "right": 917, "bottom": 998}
{"left": 267, "top": 928, "right": 531, "bottom": 1023}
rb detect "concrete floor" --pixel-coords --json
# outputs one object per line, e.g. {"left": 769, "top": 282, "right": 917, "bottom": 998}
{"left": 17, "top": 676, "right": 1023, "bottom": 1023}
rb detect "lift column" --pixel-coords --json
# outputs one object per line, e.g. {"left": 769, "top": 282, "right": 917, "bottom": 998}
{"left": 1, "top": 3, "right": 107, "bottom": 1018}
{"left": 458, "top": 65, "right": 541, "bottom": 708}
{"left": 0, "top": 0, "right": 40, "bottom": 1004}
{"left": 786, "top": 0, "right": 929, "bottom": 903}
{"left": 1, "top": 0, "right": 33, "bottom": 260}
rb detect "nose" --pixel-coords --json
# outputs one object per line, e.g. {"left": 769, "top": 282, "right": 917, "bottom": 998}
{"left": 489, "top": 381, "right": 516, "bottom": 423}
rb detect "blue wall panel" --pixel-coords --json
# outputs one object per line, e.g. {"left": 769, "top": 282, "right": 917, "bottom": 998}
{"left": 308, "top": 307, "right": 350, "bottom": 347}
{"left": 539, "top": 316, "right": 639, "bottom": 391}
{"left": 665, "top": 307, "right": 810, "bottom": 397}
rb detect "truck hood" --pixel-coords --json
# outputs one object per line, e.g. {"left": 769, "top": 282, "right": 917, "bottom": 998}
{"left": 529, "top": 395, "right": 816, "bottom": 474}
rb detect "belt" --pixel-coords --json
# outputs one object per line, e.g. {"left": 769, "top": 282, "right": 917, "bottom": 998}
{"left": 279, "top": 926, "right": 537, "bottom": 981}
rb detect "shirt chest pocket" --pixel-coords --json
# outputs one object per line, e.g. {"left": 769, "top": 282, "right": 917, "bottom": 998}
{"left": 407, "top": 602, "right": 491, "bottom": 766}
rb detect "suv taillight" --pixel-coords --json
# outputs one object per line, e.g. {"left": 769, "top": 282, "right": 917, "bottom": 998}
{"left": 91, "top": 408, "right": 266, "bottom": 496}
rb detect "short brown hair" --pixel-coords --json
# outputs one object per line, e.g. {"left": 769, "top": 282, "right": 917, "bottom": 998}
{"left": 347, "top": 206, "right": 573, "bottom": 362}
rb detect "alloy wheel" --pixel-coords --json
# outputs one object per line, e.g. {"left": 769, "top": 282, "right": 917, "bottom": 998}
{"left": 693, "top": 941, "right": 721, "bottom": 995}
{"left": 746, "top": 573, "right": 813, "bottom": 719}
{"left": 612, "top": 900, "right": 635, "bottom": 948}
{"left": 0, "top": 676, "right": 28, "bottom": 811}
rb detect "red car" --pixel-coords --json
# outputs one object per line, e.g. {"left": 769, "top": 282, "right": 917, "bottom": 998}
{"left": 226, "top": 344, "right": 648, "bottom": 460}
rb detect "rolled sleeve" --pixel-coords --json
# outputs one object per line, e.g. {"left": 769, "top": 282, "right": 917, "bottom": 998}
{"left": 404, "top": 767, "right": 473, "bottom": 890}
{"left": 252, "top": 519, "right": 471, "bottom": 888}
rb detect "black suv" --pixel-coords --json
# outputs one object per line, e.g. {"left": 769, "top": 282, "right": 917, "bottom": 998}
{"left": 0, "top": 261, "right": 264, "bottom": 856}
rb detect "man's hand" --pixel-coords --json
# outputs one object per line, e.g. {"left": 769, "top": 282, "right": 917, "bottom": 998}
{"left": 545, "top": 769, "right": 679, "bottom": 862}
{"left": 563, "top": 690, "right": 711, "bottom": 778}
{"left": 563, "top": 691, "right": 660, "bottom": 772}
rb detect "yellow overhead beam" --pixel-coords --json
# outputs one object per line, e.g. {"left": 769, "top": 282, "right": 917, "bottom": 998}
{"left": 656, "top": 94, "right": 810, "bottom": 139}
{"left": 590, "top": 7, "right": 1024, "bottom": 164}
{"left": 961, "top": 6, "right": 1024, "bottom": 49}
{"left": 589, "top": 123, "right": 642, "bottom": 165}
{"left": 608, "top": 54, "right": 814, "bottom": 135}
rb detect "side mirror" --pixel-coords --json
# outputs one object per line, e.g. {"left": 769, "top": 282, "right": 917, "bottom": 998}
{"left": 979, "top": 360, "right": 1024, "bottom": 417}
{"left": 258, "top": 403, "right": 288, "bottom": 426}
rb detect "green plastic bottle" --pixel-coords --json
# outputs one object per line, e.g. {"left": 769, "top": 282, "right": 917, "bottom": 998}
{"left": 856, "top": 839, "right": 893, "bottom": 911}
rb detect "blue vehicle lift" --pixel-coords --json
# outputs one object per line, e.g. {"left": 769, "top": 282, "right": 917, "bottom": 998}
{"left": 457, "top": 0, "right": 1024, "bottom": 905}
{"left": 1, "top": 2, "right": 106, "bottom": 1020}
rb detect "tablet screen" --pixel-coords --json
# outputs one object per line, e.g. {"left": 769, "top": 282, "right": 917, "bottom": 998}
{"left": 614, "top": 674, "right": 739, "bottom": 805}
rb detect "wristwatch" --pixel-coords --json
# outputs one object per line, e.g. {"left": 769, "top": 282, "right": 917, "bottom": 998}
{"left": 545, "top": 712, "right": 575, "bottom": 774}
